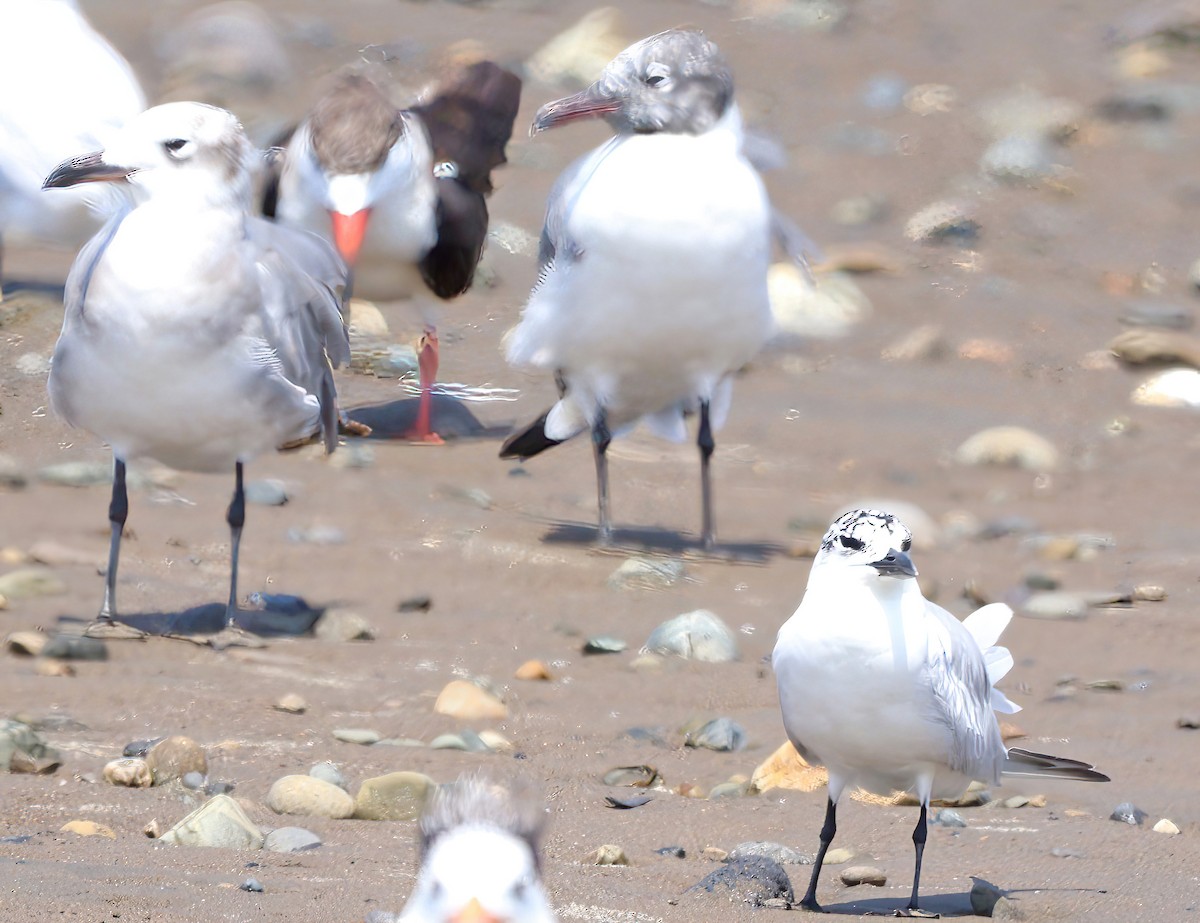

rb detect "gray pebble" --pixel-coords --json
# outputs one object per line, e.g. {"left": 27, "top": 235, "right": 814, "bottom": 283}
{"left": 430, "top": 733, "right": 469, "bottom": 751}
{"left": 709, "top": 780, "right": 751, "bottom": 799}
{"left": 981, "top": 134, "right": 1057, "bottom": 181}
{"left": 970, "top": 878, "right": 1004, "bottom": 916}
{"left": 1050, "top": 846, "right": 1086, "bottom": 858}
{"left": 263, "top": 826, "right": 322, "bottom": 853}
{"left": 1120, "top": 300, "right": 1194, "bottom": 331}
{"left": 933, "top": 808, "right": 968, "bottom": 828}
{"left": 181, "top": 771, "right": 206, "bottom": 790}
{"left": 904, "top": 200, "right": 980, "bottom": 244}
{"left": 15, "top": 353, "right": 51, "bottom": 376}
{"left": 123, "top": 738, "right": 164, "bottom": 758}
{"left": 328, "top": 443, "right": 375, "bottom": 469}
{"left": 829, "top": 194, "right": 889, "bottom": 226}
{"left": 333, "top": 728, "right": 380, "bottom": 745}
{"left": 314, "top": 609, "right": 374, "bottom": 642}
{"left": 0, "top": 454, "right": 27, "bottom": 489}
{"left": 244, "top": 479, "right": 288, "bottom": 506}
{"left": 0, "top": 568, "right": 66, "bottom": 601}
{"left": 685, "top": 718, "right": 746, "bottom": 752}
{"left": 286, "top": 526, "right": 345, "bottom": 545}
{"left": 687, "top": 855, "right": 795, "bottom": 907}
{"left": 1110, "top": 802, "right": 1147, "bottom": 825}
{"left": 656, "top": 845, "right": 686, "bottom": 858}
{"left": 39, "top": 633, "right": 108, "bottom": 661}
{"left": 728, "top": 841, "right": 812, "bottom": 865}
{"left": 607, "top": 556, "right": 687, "bottom": 590}
{"left": 582, "top": 635, "right": 626, "bottom": 655}
{"left": 862, "top": 73, "right": 909, "bottom": 112}
{"left": 643, "top": 609, "right": 739, "bottom": 663}
{"left": 308, "top": 761, "right": 347, "bottom": 790}
{"left": 1019, "top": 592, "right": 1090, "bottom": 621}
{"left": 240, "top": 877, "right": 264, "bottom": 893}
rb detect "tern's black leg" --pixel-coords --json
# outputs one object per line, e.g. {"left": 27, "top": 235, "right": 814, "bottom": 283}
{"left": 225, "top": 461, "right": 246, "bottom": 628}
{"left": 697, "top": 398, "right": 715, "bottom": 551}
{"left": 591, "top": 409, "right": 612, "bottom": 546}
{"left": 894, "top": 804, "right": 937, "bottom": 918}
{"left": 99, "top": 458, "right": 129, "bottom": 620}
{"left": 800, "top": 797, "right": 838, "bottom": 913}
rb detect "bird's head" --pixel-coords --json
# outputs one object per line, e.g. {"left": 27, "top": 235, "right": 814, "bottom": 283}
{"left": 813, "top": 509, "right": 917, "bottom": 581}
{"left": 532, "top": 29, "right": 733, "bottom": 137}
{"left": 44, "top": 102, "right": 254, "bottom": 209}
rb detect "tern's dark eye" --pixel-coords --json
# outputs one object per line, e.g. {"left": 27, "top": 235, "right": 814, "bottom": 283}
{"left": 163, "top": 138, "right": 190, "bottom": 157}
{"left": 839, "top": 534, "right": 865, "bottom": 551}
{"left": 646, "top": 74, "right": 667, "bottom": 87}
{"left": 901, "top": 538, "right": 912, "bottom": 552}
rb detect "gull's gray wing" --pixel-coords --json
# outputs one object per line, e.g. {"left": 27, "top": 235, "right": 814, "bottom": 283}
{"left": 244, "top": 216, "right": 349, "bottom": 452}
{"left": 922, "top": 600, "right": 1007, "bottom": 785}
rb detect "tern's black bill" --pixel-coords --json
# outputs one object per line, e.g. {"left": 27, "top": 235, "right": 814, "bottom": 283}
{"left": 43, "top": 151, "right": 131, "bottom": 189}
{"left": 872, "top": 548, "right": 917, "bottom": 578}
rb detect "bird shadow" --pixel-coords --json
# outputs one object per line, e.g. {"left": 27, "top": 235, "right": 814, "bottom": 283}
{"left": 536, "top": 519, "right": 786, "bottom": 565}
{"left": 818, "top": 890, "right": 973, "bottom": 917}
{"left": 55, "top": 598, "right": 323, "bottom": 639}
{"left": 343, "top": 394, "right": 510, "bottom": 441}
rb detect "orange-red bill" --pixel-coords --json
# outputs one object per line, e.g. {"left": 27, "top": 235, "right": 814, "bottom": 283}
{"left": 449, "top": 897, "right": 501, "bottom": 923}
{"left": 329, "top": 208, "right": 371, "bottom": 267}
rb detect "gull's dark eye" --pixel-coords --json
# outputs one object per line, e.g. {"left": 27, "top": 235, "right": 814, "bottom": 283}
{"left": 901, "top": 538, "right": 912, "bottom": 552}
{"left": 839, "top": 534, "right": 865, "bottom": 551}
{"left": 646, "top": 74, "right": 667, "bottom": 87}
{"left": 163, "top": 138, "right": 189, "bottom": 157}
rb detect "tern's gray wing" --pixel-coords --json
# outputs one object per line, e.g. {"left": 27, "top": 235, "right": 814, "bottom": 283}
{"left": 244, "top": 216, "right": 349, "bottom": 452}
{"left": 923, "top": 599, "right": 1007, "bottom": 784}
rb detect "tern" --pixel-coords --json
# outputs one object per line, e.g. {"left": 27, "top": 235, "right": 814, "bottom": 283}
{"left": 499, "top": 30, "right": 776, "bottom": 550}
{"left": 400, "top": 775, "right": 556, "bottom": 923}
{"left": 271, "top": 62, "right": 520, "bottom": 442}
{"left": 43, "top": 101, "right": 349, "bottom": 639}
{"left": 773, "top": 509, "right": 1109, "bottom": 916}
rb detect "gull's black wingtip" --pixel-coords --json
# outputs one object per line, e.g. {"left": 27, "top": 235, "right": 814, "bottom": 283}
{"left": 500, "top": 409, "right": 561, "bottom": 460}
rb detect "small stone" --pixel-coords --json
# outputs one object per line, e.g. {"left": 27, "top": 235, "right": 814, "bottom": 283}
{"left": 1177, "top": 716, "right": 1200, "bottom": 729}
{"left": 266, "top": 775, "right": 355, "bottom": 819}
{"left": 145, "top": 736, "right": 208, "bottom": 785}
{"left": 688, "top": 855, "right": 794, "bottom": 907}
{"left": 905, "top": 200, "right": 979, "bottom": 243}
{"left": 244, "top": 479, "right": 288, "bottom": 506}
{"left": 103, "top": 758, "right": 152, "bottom": 788}
{"left": 971, "top": 879, "right": 1005, "bottom": 916}
{"left": 477, "top": 729, "right": 513, "bottom": 752}
{"left": 60, "top": 820, "right": 115, "bottom": 839}
{"left": 39, "top": 634, "right": 108, "bottom": 661}
{"left": 684, "top": 718, "right": 746, "bottom": 752}
{"left": 157, "top": 796, "right": 265, "bottom": 844}
{"left": 308, "top": 761, "right": 347, "bottom": 790}
{"left": 143, "top": 819, "right": 162, "bottom": 838}
{"left": 1110, "top": 802, "right": 1147, "bottom": 825}
{"left": 514, "top": 659, "right": 553, "bottom": 680}
{"left": 525, "top": 7, "right": 629, "bottom": 87}
{"left": 607, "top": 556, "right": 687, "bottom": 590}
{"left": 1110, "top": 328, "right": 1200, "bottom": 368}
{"left": 709, "top": 780, "right": 751, "bottom": 799}
{"left": 16, "top": 352, "right": 50, "bottom": 376}
{"left": 0, "top": 455, "right": 27, "bottom": 490}
{"left": 588, "top": 844, "right": 630, "bottom": 866}
{"left": 701, "top": 846, "right": 729, "bottom": 861}
{"left": 840, "top": 865, "right": 886, "bottom": 887}
{"left": 905, "top": 82, "right": 957, "bottom": 115}
{"left": 643, "top": 610, "right": 739, "bottom": 663}
{"left": 0, "top": 567, "right": 66, "bottom": 600}
{"left": 981, "top": 135, "right": 1057, "bottom": 182}
{"left": 430, "top": 733, "right": 470, "bottom": 751}
{"left": 656, "top": 845, "right": 686, "bottom": 859}
{"left": 397, "top": 595, "right": 432, "bottom": 612}
{"left": 5, "top": 631, "right": 47, "bottom": 656}
{"left": 285, "top": 526, "right": 346, "bottom": 545}
{"left": 1004, "top": 795, "right": 1032, "bottom": 809}
{"left": 434, "top": 680, "right": 507, "bottom": 721}
{"left": 1019, "top": 592, "right": 1090, "bottom": 621}
{"left": 603, "top": 765, "right": 659, "bottom": 788}
{"left": 273, "top": 694, "right": 306, "bottom": 714}
{"left": 240, "top": 878, "right": 264, "bottom": 893}
{"left": 830, "top": 194, "right": 889, "bottom": 226}
{"left": 181, "top": 771, "right": 206, "bottom": 790}
{"left": 1133, "top": 585, "right": 1167, "bottom": 602}
{"left": 959, "top": 338, "right": 1016, "bottom": 364}
{"left": 27, "top": 540, "right": 102, "bottom": 568}
{"left": 0, "top": 719, "right": 61, "bottom": 774}
{"left": 34, "top": 659, "right": 75, "bottom": 677}
{"left": 314, "top": 610, "right": 374, "bottom": 642}
{"left": 123, "top": 738, "right": 161, "bottom": 758}
{"left": 881, "top": 324, "right": 947, "bottom": 362}
{"left": 1050, "top": 846, "right": 1086, "bottom": 858}
{"left": 1132, "top": 368, "right": 1200, "bottom": 408}
{"left": 955, "top": 426, "right": 1059, "bottom": 471}
{"left": 332, "top": 728, "right": 381, "bottom": 745}
{"left": 327, "top": 442, "right": 375, "bottom": 469}
{"left": 354, "top": 771, "right": 435, "bottom": 821}
{"left": 770, "top": 266, "right": 871, "bottom": 339}
{"left": 933, "top": 808, "right": 968, "bottom": 827}
{"left": 582, "top": 635, "right": 626, "bottom": 654}
{"left": 823, "top": 847, "right": 856, "bottom": 865}
{"left": 1153, "top": 818, "right": 1180, "bottom": 835}
{"left": 347, "top": 299, "right": 390, "bottom": 338}
{"left": 263, "top": 826, "right": 322, "bottom": 852}
{"left": 1120, "top": 300, "right": 1194, "bottom": 331}
{"left": 727, "top": 841, "right": 811, "bottom": 865}
{"left": 750, "top": 740, "right": 827, "bottom": 793}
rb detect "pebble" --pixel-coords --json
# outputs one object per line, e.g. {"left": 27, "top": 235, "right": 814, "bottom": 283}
{"left": 285, "top": 526, "right": 346, "bottom": 545}
{"left": 656, "top": 845, "right": 686, "bottom": 859}
{"left": 240, "top": 878, "right": 264, "bottom": 893}
{"left": 588, "top": 844, "right": 630, "bottom": 866}
{"left": 823, "top": 847, "right": 856, "bottom": 865}
{"left": 607, "top": 556, "right": 687, "bottom": 590}
{"left": 971, "top": 879, "right": 1004, "bottom": 916}
{"left": 0, "top": 567, "right": 66, "bottom": 600}
{"left": 727, "top": 841, "right": 812, "bottom": 865}
{"left": 273, "top": 693, "right": 306, "bottom": 714}
{"left": 993, "top": 897, "right": 1026, "bottom": 920}
{"left": 769, "top": 266, "right": 871, "bottom": 340}
{"left": 397, "top": 595, "right": 432, "bottom": 612}
{"left": 933, "top": 808, "right": 968, "bottom": 827}
{"left": 862, "top": 73, "right": 909, "bottom": 112}
{"left": 145, "top": 736, "right": 208, "bottom": 785}
{"left": 1110, "top": 802, "right": 1148, "bottom": 825}
{"left": 0, "top": 454, "right": 27, "bottom": 490}
{"left": 263, "top": 826, "right": 322, "bottom": 852}
{"left": 1133, "top": 585, "right": 1167, "bottom": 602}
{"left": 60, "top": 820, "right": 115, "bottom": 839}
{"left": 840, "top": 865, "right": 886, "bottom": 887}
{"left": 1110, "top": 328, "right": 1200, "bottom": 368}
{"left": 981, "top": 134, "right": 1057, "bottom": 181}
{"left": 709, "top": 780, "right": 752, "bottom": 798}
{"left": 27, "top": 540, "right": 101, "bottom": 568}
{"left": 181, "top": 771, "right": 206, "bottom": 790}
{"left": 159, "top": 794, "right": 264, "bottom": 849}
{"left": 15, "top": 352, "right": 50, "bottom": 376}
{"left": 266, "top": 775, "right": 355, "bottom": 819}
{"left": 1153, "top": 818, "right": 1180, "bottom": 835}
{"left": 332, "top": 728, "right": 381, "bottom": 745}
{"left": 687, "top": 855, "right": 794, "bottom": 907}
{"left": 525, "top": 8, "right": 629, "bottom": 87}
{"left": 34, "top": 660, "right": 74, "bottom": 677}
{"left": 39, "top": 634, "right": 108, "bottom": 661}
{"left": 904, "top": 200, "right": 979, "bottom": 243}
{"left": 314, "top": 610, "right": 374, "bottom": 642}
{"left": 603, "top": 765, "right": 659, "bottom": 788}
{"left": 327, "top": 442, "right": 375, "bottom": 470}
{"left": 430, "top": 733, "right": 471, "bottom": 751}
{"left": 350, "top": 342, "right": 419, "bottom": 379}
{"left": 642, "top": 610, "right": 738, "bottom": 663}
{"left": 750, "top": 740, "right": 827, "bottom": 794}
{"left": 979, "top": 87, "right": 1082, "bottom": 141}
{"left": 1177, "top": 716, "right": 1200, "bottom": 729}
{"left": 103, "top": 758, "right": 152, "bottom": 788}
{"left": 1120, "top": 300, "right": 1194, "bottom": 330}
{"left": 514, "top": 659, "right": 553, "bottom": 680}
{"left": 5, "top": 631, "right": 46, "bottom": 656}
{"left": 347, "top": 299, "right": 390, "bottom": 339}
{"left": 881, "top": 324, "right": 947, "bottom": 362}
{"left": 701, "top": 846, "right": 728, "bottom": 861}
{"left": 244, "top": 479, "right": 288, "bottom": 506}
{"left": 1050, "top": 846, "right": 1086, "bottom": 858}
{"left": 434, "top": 680, "right": 507, "bottom": 721}
{"left": 37, "top": 460, "right": 166, "bottom": 490}
{"left": 955, "top": 426, "right": 1059, "bottom": 471}
{"left": 829, "top": 194, "right": 889, "bottom": 226}
{"left": 488, "top": 221, "right": 538, "bottom": 256}
{"left": 0, "top": 719, "right": 62, "bottom": 774}
{"left": 308, "top": 761, "right": 347, "bottom": 790}
{"left": 1132, "top": 368, "right": 1200, "bottom": 408}
{"left": 353, "top": 771, "right": 434, "bottom": 821}
{"left": 684, "top": 718, "right": 746, "bottom": 752}
{"left": 478, "top": 729, "right": 513, "bottom": 752}
{"left": 582, "top": 635, "right": 627, "bottom": 654}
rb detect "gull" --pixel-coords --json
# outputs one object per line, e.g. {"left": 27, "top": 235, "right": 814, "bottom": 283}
{"left": 0, "top": 0, "right": 144, "bottom": 290}
{"left": 499, "top": 30, "right": 776, "bottom": 550}
{"left": 43, "top": 101, "right": 349, "bottom": 640}
{"left": 399, "top": 775, "right": 556, "bottom": 923}
{"left": 271, "top": 62, "right": 521, "bottom": 442}
{"left": 773, "top": 509, "right": 1109, "bottom": 916}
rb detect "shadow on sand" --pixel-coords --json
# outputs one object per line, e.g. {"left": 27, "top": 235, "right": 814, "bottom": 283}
{"left": 344, "top": 394, "right": 510, "bottom": 441}
{"left": 56, "top": 599, "right": 323, "bottom": 639}
{"left": 537, "top": 519, "right": 787, "bottom": 565}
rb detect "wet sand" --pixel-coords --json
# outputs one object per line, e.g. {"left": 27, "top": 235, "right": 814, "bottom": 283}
{"left": 2, "top": 0, "right": 1199, "bottom": 919}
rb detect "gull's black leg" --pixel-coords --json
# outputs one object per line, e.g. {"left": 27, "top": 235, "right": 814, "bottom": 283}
{"left": 800, "top": 797, "right": 838, "bottom": 913}
{"left": 99, "top": 458, "right": 128, "bottom": 620}
{"left": 591, "top": 408, "right": 613, "bottom": 546}
{"left": 225, "top": 461, "right": 245, "bottom": 628}
{"left": 697, "top": 397, "right": 715, "bottom": 550}
{"left": 894, "top": 804, "right": 938, "bottom": 918}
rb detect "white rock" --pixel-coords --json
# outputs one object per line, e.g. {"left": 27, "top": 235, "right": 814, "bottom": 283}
{"left": 1132, "top": 368, "right": 1200, "bottom": 408}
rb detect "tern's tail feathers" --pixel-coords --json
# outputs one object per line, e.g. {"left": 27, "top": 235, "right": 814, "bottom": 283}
{"left": 963, "top": 602, "right": 1013, "bottom": 649}
{"left": 500, "top": 409, "right": 562, "bottom": 460}
{"left": 1002, "top": 747, "right": 1110, "bottom": 783}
